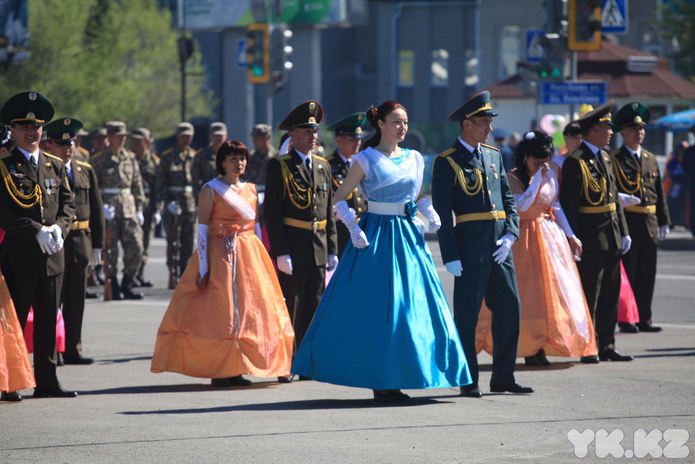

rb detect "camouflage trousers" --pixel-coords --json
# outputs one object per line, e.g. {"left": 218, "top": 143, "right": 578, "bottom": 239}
{"left": 163, "top": 210, "right": 196, "bottom": 277}
{"left": 106, "top": 216, "right": 144, "bottom": 278}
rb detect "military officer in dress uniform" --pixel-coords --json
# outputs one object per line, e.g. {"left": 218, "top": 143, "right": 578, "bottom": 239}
{"left": 191, "top": 121, "right": 227, "bottom": 201}
{"left": 264, "top": 101, "right": 338, "bottom": 356}
{"left": 325, "top": 113, "right": 368, "bottom": 256}
{"left": 610, "top": 103, "right": 670, "bottom": 333}
{"left": 559, "top": 101, "right": 633, "bottom": 363}
{"left": 44, "top": 118, "right": 104, "bottom": 365}
{"left": 131, "top": 127, "right": 158, "bottom": 287}
{"left": 155, "top": 122, "right": 197, "bottom": 288}
{"left": 90, "top": 121, "right": 145, "bottom": 300}
{"left": 0, "top": 91, "right": 77, "bottom": 398}
{"left": 432, "top": 91, "right": 532, "bottom": 398}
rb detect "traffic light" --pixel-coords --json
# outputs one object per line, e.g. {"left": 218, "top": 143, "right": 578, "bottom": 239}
{"left": 544, "top": 0, "right": 568, "bottom": 35}
{"left": 568, "top": 0, "right": 602, "bottom": 51}
{"left": 532, "top": 33, "right": 567, "bottom": 80}
{"left": 269, "top": 24, "right": 293, "bottom": 93}
{"left": 246, "top": 23, "right": 269, "bottom": 84}
{"left": 177, "top": 36, "right": 194, "bottom": 65}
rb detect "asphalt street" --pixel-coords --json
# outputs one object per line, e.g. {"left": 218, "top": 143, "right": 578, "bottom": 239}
{"left": 1, "top": 232, "right": 693, "bottom": 463}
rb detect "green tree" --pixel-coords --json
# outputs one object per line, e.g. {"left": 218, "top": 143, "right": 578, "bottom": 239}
{"left": 659, "top": 0, "right": 695, "bottom": 81}
{"left": 0, "top": 0, "right": 213, "bottom": 138}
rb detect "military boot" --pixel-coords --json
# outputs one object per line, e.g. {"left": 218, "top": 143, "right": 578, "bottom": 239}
{"left": 110, "top": 276, "right": 123, "bottom": 301}
{"left": 121, "top": 275, "right": 144, "bottom": 300}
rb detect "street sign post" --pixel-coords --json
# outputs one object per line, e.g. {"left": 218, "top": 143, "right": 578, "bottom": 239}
{"left": 540, "top": 81, "right": 608, "bottom": 105}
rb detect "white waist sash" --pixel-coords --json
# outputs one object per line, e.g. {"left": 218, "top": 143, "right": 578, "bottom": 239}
{"left": 368, "top": 202, "right": 406, "bottom": 216}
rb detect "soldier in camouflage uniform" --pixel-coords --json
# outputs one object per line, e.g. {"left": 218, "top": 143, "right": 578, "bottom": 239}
{"left": 131, "top": 127, "right": 159, "bottom": 287}
{"left": 191, "top": 121, "right": 227, "bottom": 201}
{"left": 90, "top": 121, "right": 145, "bottom": 300}
{"left": 245, "top": 123, "right": 277, "bottom": 186}
{"left": 155, "top": 122, "right": 197, "bottom": 288}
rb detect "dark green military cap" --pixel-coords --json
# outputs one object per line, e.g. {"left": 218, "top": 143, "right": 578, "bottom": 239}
{"left": 613, "top": 102, "right": 650, "bottom": 131}
{"left": 575, "top": 100, "right": 615, "bottom": 130}
{"left": 279, "top": 100, "right": 323, "bottom": 131}
{"left": 448, "top": 91, "right": 498, "bottom": 122}
{"left": 44, "top": 117, "right": 84, "bottom": 141}
{"left": 327, "top": 112, "right": 368, "bottom": 138}
{"left": 0, "top": 91, "right": 55, "bottom": 125}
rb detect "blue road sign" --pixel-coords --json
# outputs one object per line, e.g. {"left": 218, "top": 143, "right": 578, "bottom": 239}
{"left": 526, "top": 30, "right": 546, "bottom": 64}
{"left": 237, "top": 38, "right": 248, "bottom": 68}
{"left": 602, "top": 0, "right": 628, "bottom": 34}
{"left": 540, "top": 81, "right": 608, "bottom": 105}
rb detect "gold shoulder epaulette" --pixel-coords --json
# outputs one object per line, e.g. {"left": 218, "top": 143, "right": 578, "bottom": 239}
{"left": 324, "top": 153, "right": 335, "bottom": 161}
{"left": 161, "top": 148, "right": 173, "bottom": 156}
{"left": 78, "top": 146, "right": 89, "bottom": 155}
{"left": 437, "top": 147, "right": 456, "bottom": 158}
{"left": 481, "top": 143, "right": 500, "bottom": 152}
{"left": 195, "top": 147, "right": 204, "bottom": 155}
{"left": 569, "top": 150, "right": 583, "bottom": 160}
{"left": 313, "top": 155, "right": 327, "bottom": 162}
{"left": 277, "top": 154, "right": 291, "bottom": 161}
{"left": 609, "top": 148, "right": 620, "bottom": 158}
{"left": 91, "top": 151, "right": 103, "bottom": 161}
{"left": 0, "top": 152, "right": 11, "bottom": 161}
{"left": 43, "top": 152, "right": 63, "bottom": 162}
{"left": 75, "top": 160, "right": 92, "bottom": 168}
{"left": 152, "top": 153, "right": 161, "bottom": 162}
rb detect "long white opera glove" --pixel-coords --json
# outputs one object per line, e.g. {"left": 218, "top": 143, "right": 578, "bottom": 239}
{"left": 620, "top": 235, "right": 632, "bottom": 255}
{"left": 277, "top": 254, "right": 293, "bottom": 275}
{"left": 513, "top": 169, "right": 544, "bottom": 212}
{"left": 327, "top": 254, "right": 339, "bottom": 272}
{"left": 416, "top": 197, "right": 441, "bottom": 232}
{"left": 90, "top": 248, "right": 102, "bottom": 267}
{"left": 334, "top": 200, "right": 369, "bottom": 248}
{"left": 35, "top": 226, "right": 57, "bottom": 255}
{"left": 48, "top": 224, "right": 64, "bottom": 252}
{"left": 618, "top": 193, "right": 641, "bottom": 208}
{"left": 492, "top": 233, "right": 515, "bottom": 264}
{"left": 197, "top": 224, "right": 209, "bottom": 278}
{"left": 659, "top": 225, "right": 670, "bottom": 240}
{"left": 445, "top": 260, "right": 463, "bottom": 277}
{"left": 104, "top": 204, "right": 116, "bottom": 221}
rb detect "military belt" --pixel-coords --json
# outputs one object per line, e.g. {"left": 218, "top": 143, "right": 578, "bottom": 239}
{"left": 578, "top": 203, "right": 616, "bottom": 214}
{"left": 70, "top": 220, "right": 90, "bottom": 230}
{"left": 102, "top": 188, "right": 131, "bottom": 195}
{"left": 625, "top": 205, "right": 656, "bottom": 214}
{"left": 455, "top": 211, "right": 507, "bottom": 224}
{"left": 283, "top": 217, "right": 327, "bottom": 232}
{"left": 168, "top": 186, "right": 193, "bottom": 193}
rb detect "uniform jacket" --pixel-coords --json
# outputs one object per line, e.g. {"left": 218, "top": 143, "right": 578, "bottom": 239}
{"left": 138, "top": 151, "right": 160, "bottom": 212}
{"left": 432, "top": 140, "right": 519, "bottom": 265}
{"left": 559, "top": 142, "right": 628, "bottom": 251}
{"left": 155, "top": 146, "right": 196, "bottom": 214}
{"left": 0, "top": 148, "right": 75, "bottom": 276}
{"left": 610, "top": 145, "right": 670, "bottom": 242}
{"left": 325, "top": 150, "right": 367, "bottom": 255}
{"left": 65, "top": 160, "right": 105, "bottom": 265}
{"left": 191, "top": 145, "right": 217, "bottom": 201}
{"left": 90, "top": 148, "right": 145, "bottom": 219}
{"left": 264, "top": 148, "right": 337, "bottom": 266}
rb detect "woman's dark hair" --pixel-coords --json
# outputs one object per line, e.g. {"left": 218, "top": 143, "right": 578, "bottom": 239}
{"left": 362, "top": 100, "right": 407, "bottom": 149}
{"left": 215, "top": 140, "right": 249, "bottom": 175}
{"left": 513, "top": 129, "right": 554, "bottom": 187}
{"left": 0, "top": 125, "right": 15, "bottom": 151}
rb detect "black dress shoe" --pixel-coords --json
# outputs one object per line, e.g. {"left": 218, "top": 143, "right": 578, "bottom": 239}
{"left": 535, "top": 349, "right": 551, "bottom": 366}
{"left": 227, "top": 375, "right": 252, "bottom": 386}
{"left": 580, "top": 355, "right": 600, "bottom": 364}
{"left": 85, "top": 291, "right": 100, "bottom": 299}
{"left": 1, "top": 391, "right": 22, "bottom": 401}
{"left": 460, "top": 385, "right": 483, "bottom": 398}
{"left": 619, "top": 322, "right": 639, "bottom": 333}
{"left": 56, "top": 353, "right": 64, "bottom": 366}
{"left": 277, "top": 376, "right": 292, "bottom": 383}
{"left": 598, "top": 349, "right": 634, "bottom": 361}
{"left": 372, "top": 389, "right": 410, "bottom": 403}
{"left": 490, "top": 382, "right": 534, "bottom": 394}
{"left": 297, "top": 375, "right": 312, "bottom": 381}
{"left": 33, "top": 387, "right": 78, "bottom": 398}
{"left": 211, "top": 378, "right": 230, "bottom": 388}
{"left": 636, "top": 323, "right": 662, "bottom": 332}
{"left": 63, "top": 355, "right": 95, "bottom": 365}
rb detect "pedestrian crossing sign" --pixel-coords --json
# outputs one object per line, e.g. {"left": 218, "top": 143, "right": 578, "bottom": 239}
{"left": 602, "top": 0, "right": 627, "bottom": 34}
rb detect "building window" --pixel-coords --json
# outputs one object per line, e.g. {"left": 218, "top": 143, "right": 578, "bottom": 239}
{"left": 398, "top": 49, "right": 415, "bottom": 87}
{"left": 431, "top": 48, "right": 449, "bottom": 87}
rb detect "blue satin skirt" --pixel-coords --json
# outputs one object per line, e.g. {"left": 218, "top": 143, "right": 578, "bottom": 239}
{"left": 291, "top": 212, "right": 472, "bottom": 390}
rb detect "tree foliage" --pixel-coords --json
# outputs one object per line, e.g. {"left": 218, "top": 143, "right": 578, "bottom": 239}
{"left": 659, "top": 0, "right": 695, "bottom": 81}
{"left": 0, "top": 0, "right": 213, "bottom": 138}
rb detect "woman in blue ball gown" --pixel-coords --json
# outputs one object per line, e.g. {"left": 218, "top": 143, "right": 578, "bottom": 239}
{"left": 292, "top": 101, "right": 471, "bottom": 402}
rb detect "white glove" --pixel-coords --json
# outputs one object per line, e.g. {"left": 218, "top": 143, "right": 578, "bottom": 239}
{"left": 492, "top": 233, "right": 515, "bottom": 264}
{"left": 90, "top": 248, "right": 102, "bottom": 267}
{"left": 277, "top": 254, "right": 293, "bottom": 275}
{"left": 618, "top": 193, "right": 641, "bottom": 208}
{"left": 197, "top": 224, "right": 209, "bottom": 277}
{"left": 416, "top": 197, "right": 441, "bottom": 232}
{"left": 153, "top": 212, "right": 162, "bottom": 225}
{"left": 327, "top": 254, "right": 339, "bottom": 272}
{"left": 167, "top": 201, "right": 183, "bottom": 216}
{"left": 334, "top": 206, "right": 356, "bottom": 222}
{"left": 659, "top": 225, "right": 670, "bottom": 240}
{"left": 335, "top": 200, "right": 368, "bottom": 249}
{"left": 136, "top": 211, "right": 145, "bottom": 226}
{"left": 36, "top": 226, "right": 57, "bottom": 255}
{"left": 48, "top": 224, "right": 64, "bottom": 252}
{"left": 445, "top": 260, "right": 462, "bottom": 277}
{"left": 104, "top": 204, "right": 116, "bottom": 221}
{"left": 620, "top": 235, "right": 632, "bottom": 255}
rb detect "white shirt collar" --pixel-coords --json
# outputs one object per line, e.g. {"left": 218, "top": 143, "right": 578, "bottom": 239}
{"left": 582, "top": 140, "right": 601, "bottom": 157}
{"left": 458, "top": 137, "right": 479, "bottom": 156}
{"left": 295, "top": 149, "right": 311, "bottom": 166}
{"left": 626, "top": 145, "right": 641, "bottom": 159}
{"left": 17, "top": 146, "right": 40, "bottom": 165}
{"left": 338, "top": 152, "right": 352, "bottom": 165}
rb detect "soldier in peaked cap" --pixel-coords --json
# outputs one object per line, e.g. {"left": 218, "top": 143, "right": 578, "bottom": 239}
{"left": 0, "top": 91, "right": 78, "bottom": 398}
{"left": 264, "top": 101, "right": 338, "bottom": 366}
{"left": 432, "top": 91, "right": 531, "bottom": 398}
{"left": 192, "top": 122, "right": 228, "bottom": 201}
{"left": 559, "top": 101, "right": 633, "bottom": 363}
{"left": 325, "top": 112, "right": 368, "bottom": 256}
{"left": 44, "top": 117, "right": 105, "bottom": 365}
{"left": 610, "top": 102, "right": 670, "bottom": 334}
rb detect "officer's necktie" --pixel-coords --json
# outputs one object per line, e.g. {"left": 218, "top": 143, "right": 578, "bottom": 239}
{"left": 633, "top": 151, "right": 641, "bottom": 166}
{"left": 473, "top": 147, "right": 481, "bottom": 162}
{"left": 304, "top": 157, "right": 311, "bottom": 171}
{"left": 29, "top": 155, "right": 38, "bottom": 172}
{"left": 67, "top": 165, "right": 74, "bottom": 188}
